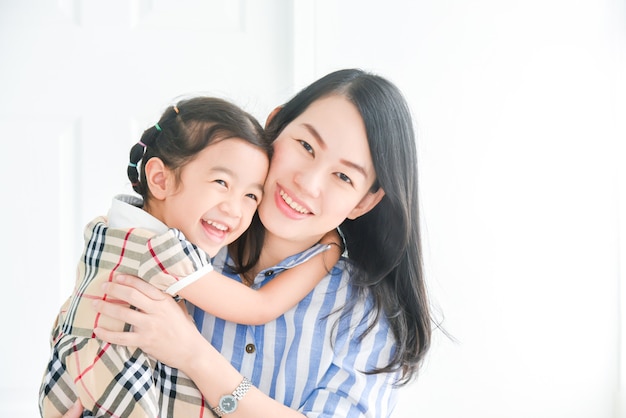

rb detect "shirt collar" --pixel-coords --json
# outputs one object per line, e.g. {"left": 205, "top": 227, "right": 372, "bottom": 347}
{"left": 214, "top": 238, "right": 344, "bottom": 288}
{"left": 256, "top": 243, "right": 334, "bottom": 286}
{"left": 253, "top": 227, "right": 347, "bottom": 281}
{"left": 107, "top": 194, "right": 168, "bottom": 233}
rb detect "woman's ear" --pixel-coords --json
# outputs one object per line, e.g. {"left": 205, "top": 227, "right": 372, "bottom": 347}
{"left": 144, "top": 157, "right": 171, "bottom": 201}
{"left": 265, "top": 105, "right": 283, "bottom": 128}
{"left": 347, "top": 188, "right": 386, "bottom": 220}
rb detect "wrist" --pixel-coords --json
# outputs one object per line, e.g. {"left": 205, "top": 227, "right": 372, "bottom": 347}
{"left": 178, "top": 331, "right": 214, "bottom": 375}
{"left": 212, "top": 377, "right": 252, "bottom": 416}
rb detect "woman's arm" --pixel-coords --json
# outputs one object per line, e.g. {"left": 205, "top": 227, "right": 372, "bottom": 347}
{"left": 92, "top": 274, "right": 306, "bottom": 417}
{"left": 176, "top": 230, "right": 342, "bottom": 325}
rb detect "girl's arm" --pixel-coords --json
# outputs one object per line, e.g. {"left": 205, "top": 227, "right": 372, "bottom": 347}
{"left": 92, "top": 275, "right": 305, "bottom": 418}
{"left": 177, "top": 230, "right": 342, "bottom": 325}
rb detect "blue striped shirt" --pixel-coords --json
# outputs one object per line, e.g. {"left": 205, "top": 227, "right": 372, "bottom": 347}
{"left": 187, "top": 244, "right": 400, "bottom": 417}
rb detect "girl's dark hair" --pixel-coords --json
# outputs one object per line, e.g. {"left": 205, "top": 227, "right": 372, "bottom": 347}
{"left": 127, "top": 96, "right": 270, "bottom": 214}
{"left": 235, "top": 69, "right": 431, "bottom": 385}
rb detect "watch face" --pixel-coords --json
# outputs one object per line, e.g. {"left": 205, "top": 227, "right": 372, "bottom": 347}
{"left": 220, "top": 394, "right": 238, "bottom": 413}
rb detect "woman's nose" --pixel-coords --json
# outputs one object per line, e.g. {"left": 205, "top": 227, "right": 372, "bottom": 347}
{"left": 293, "top": 170, "right": 322, "bottom": 198}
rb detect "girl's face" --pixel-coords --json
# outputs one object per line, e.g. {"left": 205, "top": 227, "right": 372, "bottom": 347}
{"left": 258, "top": 95, "right": 383, "bottom": 245}
{"left": 158, "top": 138, "right": 269, "bottom": 256}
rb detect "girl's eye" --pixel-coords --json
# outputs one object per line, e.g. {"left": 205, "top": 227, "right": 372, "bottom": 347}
{"left": 298, "top": 140, "right": 314, "bottom": 155}
{"left": 214, "top": 179, "right": 227, "bottom": 187}
{"left": 245, "top": 193, "right": 259, "bottom": 202}
{"left": 336, "top": 172, "right": 352, "bottom": 184}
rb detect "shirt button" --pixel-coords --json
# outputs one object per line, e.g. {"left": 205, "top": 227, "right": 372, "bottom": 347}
{"left": 264, "top": 270, "right": 274, "bottom": 277}
{"left": 245, "top": 343, "right": 256, "bottom": 354}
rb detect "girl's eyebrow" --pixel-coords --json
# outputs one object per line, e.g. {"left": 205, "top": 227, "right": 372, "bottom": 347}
{"left": 210, "top": 166, "right": 236, "bottom": 177}
{"left": 301, "top": 123, "right": 367, "bottom": 178}
{"left": 250, "top": 182, "right": 265, "bottom": 195}
{"left": 211, "top": 166, "right": 264, "bottom": 194}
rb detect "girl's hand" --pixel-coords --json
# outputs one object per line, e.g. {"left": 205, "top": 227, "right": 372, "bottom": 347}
{"left": 92, "top": 274, "right": 203, "bottom": 371}
{"left": 62, "top": 400, "right": 82, "bottom": 418}
{"left": 319, "top": 228, "right": 343, "bottom": 250}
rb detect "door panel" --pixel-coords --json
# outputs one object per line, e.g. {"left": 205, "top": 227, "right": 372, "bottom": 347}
{"left": 0, "top": 1, "right": 291, "bottom": 415}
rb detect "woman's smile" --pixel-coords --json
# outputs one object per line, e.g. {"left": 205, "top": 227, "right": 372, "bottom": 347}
{"left": 274, "top": 185, "right": 312, "bottom": 219}
{"left": 278, "top": 187, "right": 311, "bottom": 215}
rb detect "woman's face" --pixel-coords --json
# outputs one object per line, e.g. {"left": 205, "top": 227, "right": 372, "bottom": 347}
{"left": 258, "top": 94, "right": 382, "bottom": 244}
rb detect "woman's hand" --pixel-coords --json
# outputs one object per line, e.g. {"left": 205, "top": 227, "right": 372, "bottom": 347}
{"left": 93, "top": 274, "right": 203, "bottom": 371}
{"left": 93, "top": 276, "right": 306, "bottom": 418}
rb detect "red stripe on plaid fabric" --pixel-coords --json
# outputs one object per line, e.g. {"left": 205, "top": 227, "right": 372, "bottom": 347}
{"left": 70, "top": 341, "right": 94, "bottom": 398}
{"left": 90, "top": 345, "right": 125, "bottom": 418}
{"left": 92, "top": 228, "right": 135, "bottom": 337}
{"left": 147, "top": 237, "right": 178, "bottom": 281}
{"left": 73, "top": 342, "right": 124, "bottom": 417}
{"left": 72, "top": 341, "right": 109, "bottom": 383}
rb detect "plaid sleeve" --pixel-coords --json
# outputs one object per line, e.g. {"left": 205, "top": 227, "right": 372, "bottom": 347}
{"left": 138, "top": 228, "right": 213, "bottom": 295}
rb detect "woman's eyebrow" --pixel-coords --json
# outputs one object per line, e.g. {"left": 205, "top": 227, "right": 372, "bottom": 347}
{"left": 302, "top": 123, "right": 327, "bottom": 150}
{"left": 340, "top": 158, "right": 367, "bottom": 178}
{"left": 302, "top": 123, "right": 367, "bottom": 178}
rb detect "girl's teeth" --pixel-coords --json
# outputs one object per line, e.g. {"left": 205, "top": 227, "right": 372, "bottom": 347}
{"left": 279, "top": 190, "right": 309, "bottom": 214}
{"left": 206, "top": 220, "right": 227, "bottom": 231}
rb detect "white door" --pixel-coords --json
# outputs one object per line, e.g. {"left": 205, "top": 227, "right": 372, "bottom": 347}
{"left": 0, "top": 1, "right": 292, "bottom": 415}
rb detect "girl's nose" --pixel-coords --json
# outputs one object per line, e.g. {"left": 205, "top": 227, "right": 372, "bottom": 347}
{"left": 218, "top": 197, "right": 242, "bottom": 219}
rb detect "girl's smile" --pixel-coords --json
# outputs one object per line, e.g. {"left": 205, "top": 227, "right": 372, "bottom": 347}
{"left": 151, "top": 138, "right": 269, "bottom": 257}
{"left": 200, "top": 218, "right": 232, "bottom": 243}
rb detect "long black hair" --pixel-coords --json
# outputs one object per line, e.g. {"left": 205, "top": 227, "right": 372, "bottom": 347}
{"left": 232, "top": 69, "right": 431, "bottom": 385}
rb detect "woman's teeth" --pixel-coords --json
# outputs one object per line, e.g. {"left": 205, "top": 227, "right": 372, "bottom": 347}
{"left": 280, "top": 190, "right": 310, "bottom": 214}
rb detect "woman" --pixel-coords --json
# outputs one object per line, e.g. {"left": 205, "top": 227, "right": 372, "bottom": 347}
{"left": 81, "top": 69, "right": 431, "bottom": 417}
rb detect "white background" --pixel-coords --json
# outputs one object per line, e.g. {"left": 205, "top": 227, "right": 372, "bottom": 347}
{"left": 1, "top": 1, "right": 624, "bottom": 417}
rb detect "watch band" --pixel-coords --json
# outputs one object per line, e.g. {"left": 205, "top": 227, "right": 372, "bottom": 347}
{"left": 212, "top": 377, "right": 252, "bottom": 416}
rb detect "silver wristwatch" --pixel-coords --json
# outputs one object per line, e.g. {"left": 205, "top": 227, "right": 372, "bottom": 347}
{"left": 212, "top": 377, "right": 252, "bottom": 416}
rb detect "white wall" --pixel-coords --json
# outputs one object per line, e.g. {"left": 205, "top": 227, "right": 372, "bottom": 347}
{"left": 298, "top": 1, "right": 624, "bottom": 417}
{"left": 1, "top": 1, "right": 624, "bottom": 417}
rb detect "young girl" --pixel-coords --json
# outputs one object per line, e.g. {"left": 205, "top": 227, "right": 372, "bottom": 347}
{"left": 39, "top": 97, "right": 340, "bottom": 417}
{"left": 85, "top": 69, "right": 432, "bottom": 417}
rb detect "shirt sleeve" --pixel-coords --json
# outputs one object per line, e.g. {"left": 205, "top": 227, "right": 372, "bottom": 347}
{"left": 138, "top": 228, "right": 213, "bottom": 296}
{"left": 300, "top": 299, "right": 401, "bottom": 418}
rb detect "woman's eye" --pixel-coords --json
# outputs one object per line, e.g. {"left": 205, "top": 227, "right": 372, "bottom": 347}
{"left": 336, "top": 172, "right": 352, "bottom": 184}
{"left": 298, "top": 140, "right": 314, "bottom": 155}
